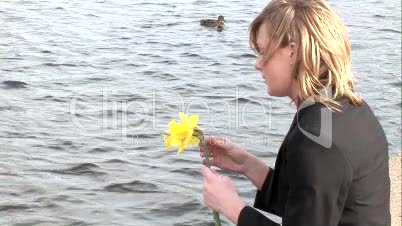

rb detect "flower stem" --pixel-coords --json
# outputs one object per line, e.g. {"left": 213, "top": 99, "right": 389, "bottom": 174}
{"left": 194, "top": 129, "right": 221, "bottom": 226}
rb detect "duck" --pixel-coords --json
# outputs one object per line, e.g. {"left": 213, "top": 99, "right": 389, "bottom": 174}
{"left": 200, "top": 15, "right": 225, "bottom": 30}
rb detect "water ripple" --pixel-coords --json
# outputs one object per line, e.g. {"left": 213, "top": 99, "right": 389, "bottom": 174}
{"left": 104, "top": 180, "right": 163, "bottom": 193}
{"left": 47, "top": 163, "right": 106, "bottom": 176}
{"left": 0, "top": 204, "right": 30, "bottom": 212}
{"left": 1, "top": 80, "right": 27, "bottom": 89}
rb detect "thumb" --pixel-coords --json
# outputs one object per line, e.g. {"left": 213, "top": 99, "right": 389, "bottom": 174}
{"left": 201, "top": 165, "right": 217, "bottom": 179}
{"left": 210, "top": 168, "right": 218, "bottom": 175}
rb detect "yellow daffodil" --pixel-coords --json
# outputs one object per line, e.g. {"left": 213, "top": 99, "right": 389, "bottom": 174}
{"left": 162, "top": 112, "right": 221, "bottom": 225}
{"left": 163, "top": 112, "right": 200, "bottom": 154}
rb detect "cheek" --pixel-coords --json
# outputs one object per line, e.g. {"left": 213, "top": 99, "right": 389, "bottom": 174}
{"left": 262, "top": 59, "right": 281, "bottom": 81}
{"left": 263, "top": 59, "right": 294, "bottom": 95}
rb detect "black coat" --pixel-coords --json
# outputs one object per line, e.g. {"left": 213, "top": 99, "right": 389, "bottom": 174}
{"left": 237, "top": 97, "right": 391, "bottom": 226}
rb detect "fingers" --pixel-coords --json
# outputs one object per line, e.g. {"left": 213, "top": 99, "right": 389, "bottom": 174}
{"left": 200, "top": 152, "right": 213, "bottom": 158}
{"left": 199, "top": 136, "right": 225, "bottom": 150}
{"left": 199, "top": 136, "right": 232, "bottom": 162}
{"left": 201, "top": 166, "right": 229, "bottom": 183}
{"left": 201, "top": 165, "right": 216, "bottom": 179}
{"left": 210, "top": 168, "right": 218, "bottom": 175}
{"left": 202, "top": 158, "right": 215, "bottom": 166}
{"left": 201, "top": 165, "right": 224, "bottom": 180}
{"left": 199, "top": 146, "right": 213, "bottom": 158}
{"left": 199, "top": 136, "right": 230, "bottom": 154}
{"left": 206, "top": 136, "right": 230, "bottom": 146}
{"left": 199, "top": 136, "right": 227, "bottom": 149}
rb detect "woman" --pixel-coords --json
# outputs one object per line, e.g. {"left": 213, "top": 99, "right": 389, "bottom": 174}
{"left": 200, "top": 0, "right": 391, "bottom": 225}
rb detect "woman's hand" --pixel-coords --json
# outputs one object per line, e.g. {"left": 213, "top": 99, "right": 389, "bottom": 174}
{"left": 200, "top": 136, "right": 271, "bottom": 190}
{"left": 199, "top": 136, "right": 252, "bottom": 174}
{"left": 201, "top": 166, "right": 246, "bottom": 225}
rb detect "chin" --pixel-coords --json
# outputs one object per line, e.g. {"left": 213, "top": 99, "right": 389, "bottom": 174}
{"left": 267, "top": 88, "right": 276, "bottom": 96}
{"left": 267, "top": 88, "right": 286, "bottom": 97}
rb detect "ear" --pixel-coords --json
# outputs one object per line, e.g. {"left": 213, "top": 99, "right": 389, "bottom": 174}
{"left": 288, "top": 42, "right": 298, "bottom": 64}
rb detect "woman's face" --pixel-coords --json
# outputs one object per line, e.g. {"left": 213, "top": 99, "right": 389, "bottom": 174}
{"left": 254, "top": 22, "right": 298, "bottom": 100}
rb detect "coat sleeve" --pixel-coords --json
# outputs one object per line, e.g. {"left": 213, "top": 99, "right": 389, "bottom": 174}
{"left": 238, "top": 206, "right": 281, "bottom": 226}
{"left": 237, "top": 167, "right": 281, "bottom": 226}
{"left": 282, "top": 134, "right": 353, "bottom": 226}
{"left": 253, "top": 166, "right": 275, "bottom": 211}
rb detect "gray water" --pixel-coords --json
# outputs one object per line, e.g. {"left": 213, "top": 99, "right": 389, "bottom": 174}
{"left": 0, "top": 0, "right": 400, "bottom": 225}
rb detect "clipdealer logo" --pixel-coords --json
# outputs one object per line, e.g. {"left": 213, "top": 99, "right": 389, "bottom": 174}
{"left": 296, "top": 87, "right": 333, "bottom": 148}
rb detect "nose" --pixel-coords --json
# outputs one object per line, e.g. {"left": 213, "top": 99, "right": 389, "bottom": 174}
{"left": 254, "top": 55, "right": 263, "bottom": 71}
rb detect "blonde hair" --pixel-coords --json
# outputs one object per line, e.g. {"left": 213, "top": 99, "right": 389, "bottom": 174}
{"left": 249, "top": 0, "right": 362, "bottom": 111}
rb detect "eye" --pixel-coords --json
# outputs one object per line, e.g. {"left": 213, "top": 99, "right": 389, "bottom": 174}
{"left": 256, "top": 48, "right": 264, "bottom": 56}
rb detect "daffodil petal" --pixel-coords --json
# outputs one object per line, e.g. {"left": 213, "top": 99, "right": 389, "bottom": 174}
{"left": 162, "top": 134, "right": 171, "bottom": 150}
{"left": 179, "top": 112, "right": 186, "bottom": 122}
{"left": 187, "top": 129, "right": 193, "bottom": 137}
{"left": 189, "top": 136, "right": 199, "bottom": 145}
{"left": 169, "top": 134, "right": 183, "bottom": 146}
{"left": 164, "top": 112, "right": 201, "bottom": 153}
{"left": 189, "top": 115, "right": 199, "bottom": 127}
{"left": 177, "top": 143, "right": 186, "bottom": 154}
{"left": 170, "top": 137, "right": 180, "bottom": 146}
{"left": 169, "top": 119, "right": 178, "bottom": 128}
